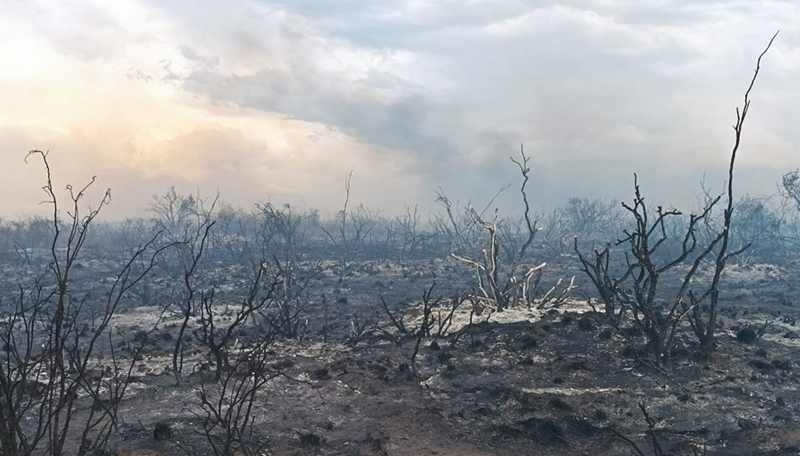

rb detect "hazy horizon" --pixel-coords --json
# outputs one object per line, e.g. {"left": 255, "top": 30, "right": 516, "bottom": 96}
{"left": 1, "top": 1, "right": 798, "bottom": 221}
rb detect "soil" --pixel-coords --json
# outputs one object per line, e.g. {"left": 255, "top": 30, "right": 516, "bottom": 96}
{"left": 5, "top": 253, "right": 800, "bottom": 456}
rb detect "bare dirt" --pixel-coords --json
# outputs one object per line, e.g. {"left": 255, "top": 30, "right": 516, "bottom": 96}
{"left": 71, "top": 257, "right": 800, "bottom": 456}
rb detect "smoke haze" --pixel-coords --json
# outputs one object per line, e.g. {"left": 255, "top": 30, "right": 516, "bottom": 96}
{"left": 0, "top": 0, "right": 797, "bottom": 219}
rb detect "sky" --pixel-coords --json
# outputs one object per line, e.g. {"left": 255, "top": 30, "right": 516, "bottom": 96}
{"left": 0, "top": 0, "right": 798, "bottom": 220}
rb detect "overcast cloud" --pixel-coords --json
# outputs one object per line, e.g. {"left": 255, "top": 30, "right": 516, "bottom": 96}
{"left": 0, "top": 0, "right": 797, "bottom": 219}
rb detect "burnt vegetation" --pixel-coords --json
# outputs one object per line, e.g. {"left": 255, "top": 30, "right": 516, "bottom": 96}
{"left": 1, "top": 32, "right": 800, "bottom": 456}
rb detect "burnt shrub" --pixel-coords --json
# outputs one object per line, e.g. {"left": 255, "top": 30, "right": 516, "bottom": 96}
{"left": 737, "top": 326, "right": 758, "bottom": 344}
{"left": 153, "top": 421, "right": 173, "bottom": 441}
{"left": 549, "top": 398, "right": 572, "bottom": 411}
{"left": 578, "top": 316, "right": 596, "bottom": 332}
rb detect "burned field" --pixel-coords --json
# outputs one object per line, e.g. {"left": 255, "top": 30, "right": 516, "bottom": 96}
{"left": 3, "top": 227, "right": 800, "bottom": 456}
{"left": 3, "top": 152, "right": 800, "bottom": 456}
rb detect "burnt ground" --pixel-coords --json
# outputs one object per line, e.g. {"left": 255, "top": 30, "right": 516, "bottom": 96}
{"left": 5, "top": 255, "right": 800, "bottom": 455}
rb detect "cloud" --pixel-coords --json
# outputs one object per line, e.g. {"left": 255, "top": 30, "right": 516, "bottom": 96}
{"left": 0, "top": 0, "right": 798, "bottom": 220}
{"left": 178, "top": 45, "right": 219, "bottom": 69}
{"left": 181, "top": 69, "right": 449, "bottom": 156}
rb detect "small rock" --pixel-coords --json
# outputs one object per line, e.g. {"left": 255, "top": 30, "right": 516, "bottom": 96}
{"left": 748, "top": 359, "right": 772, "bottom": 371}
{"left": 549, "top": 398, "right": 571, "bottom": 410}
{"left": 594, "top": 409, "right": 608, "bottom": 421}
{"left": 737, "top": 417, "right": 759, "bottom": 430}
{"left": 771, "top": 359, "right": 792, "bottom": 371}
{"left": 310, "top": 368, "right": 330, "bottom": 380}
